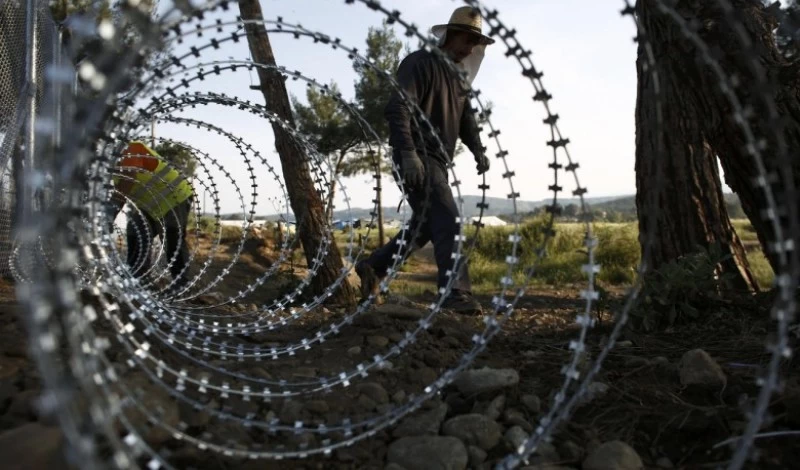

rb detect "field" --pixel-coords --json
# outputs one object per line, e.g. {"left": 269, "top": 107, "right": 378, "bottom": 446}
{"left": 1, "top": 215, "right": 795, "bottom": 469}
{"left": 324, "top": 217, "right": 772, "bottom": 294}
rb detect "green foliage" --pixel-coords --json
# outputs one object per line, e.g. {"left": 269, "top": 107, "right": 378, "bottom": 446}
{"left": 341, "top": 20, "right": 404, "bottom": 178}
{"left": 352, "top": 20, "right": 402, "bottom": 142}
{"left": 534, "top": 252, "right": 587, "bottom": 286}
{"left": 292, "top": 83, "right": 359, "bottom": 164}
{"left": 50, "top": 0, "right": 112, "bottom": 22}
{"left": 288, "top": 22, "right": 403, "bottom": 223}
{"left": 746, "top": 250, "right": 775, "bottom": 290}
{"left": 197, "top": 216, "right": 217, "bottom": 235}
{"left": 187, "top": 213, "right": 219, "bottom": 237}
{"left": 219, "top": 225, "right": 243, "bottom": 244}
{"left": 154, "top": 142, "right": 198, "bottom": 179}
{"left": 595, "top": 224, "right": 640, "bottom": 284}
{"left": 469, "top": 224, "right": 514, "bottom": 260}
{"left": 465, "top": 217, "right": 588, "bottom": 288}
{"left": 631, "top": 243, "right": 735, "bottom": 331}
{"left": 333, "top": 221, "right": 774, "bottom": 299}
{"left": 466, "top": 252, "right": 516, "bottom": 287}
{"left": 731, "top": 218, "right": 759, "bottom": 242}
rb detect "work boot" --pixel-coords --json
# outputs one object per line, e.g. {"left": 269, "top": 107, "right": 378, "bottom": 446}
{"left": 355, "top": 260, "right": 382, "bottom": 303}
{"left": 442, "top": 289, "right": 482, "bottom": 315}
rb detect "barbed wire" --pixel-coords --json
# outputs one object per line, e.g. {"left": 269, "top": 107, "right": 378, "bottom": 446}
{"left": 4, "top": 0, "right": 796, "bottom": 469}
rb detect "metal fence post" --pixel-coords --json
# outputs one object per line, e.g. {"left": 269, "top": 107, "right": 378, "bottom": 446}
{"left": 16, "top": 0, "right": 38, "bottom": 225}
{"left": 54, "top": 27, "right": 62, "bottom": 150}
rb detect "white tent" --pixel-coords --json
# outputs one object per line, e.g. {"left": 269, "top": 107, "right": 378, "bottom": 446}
{"left": 470, "top": 215, "right": 507, "bottom": 226}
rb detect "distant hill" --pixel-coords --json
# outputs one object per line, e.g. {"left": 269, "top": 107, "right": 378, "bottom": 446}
{"left": 456, "top": 195, "right": 624, "bottom": 218}
{"left": 214, "top": 192, "right": 747, "bottom": 223}
{"left": 588, "top": 195, "right": 636, "bottom": 212}
{"left": 244, "top": 194, "right": 632, "bottom": 222}
{"left": 585, "top": 192, "right": 744, "bottom": 218}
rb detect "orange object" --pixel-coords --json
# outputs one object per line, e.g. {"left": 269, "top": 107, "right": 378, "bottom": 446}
{"left": 118, "top": 141, "right": 161, "bottom": 171}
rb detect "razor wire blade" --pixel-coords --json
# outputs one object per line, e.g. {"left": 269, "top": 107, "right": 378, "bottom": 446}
{"left": 2, "top": 0, "right": 796, "bottom": 469}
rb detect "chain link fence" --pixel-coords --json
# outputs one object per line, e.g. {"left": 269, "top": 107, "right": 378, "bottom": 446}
{"left": 0, "top": 0, "right": 65, "bottom": 278}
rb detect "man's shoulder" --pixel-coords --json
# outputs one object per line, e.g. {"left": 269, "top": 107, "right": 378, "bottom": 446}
{"left": 399, "top": 48, "right": 436, "bottom": 69}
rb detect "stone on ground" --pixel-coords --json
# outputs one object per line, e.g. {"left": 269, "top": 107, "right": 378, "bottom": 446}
{"left": 504, "top": 425, "right": 528, "bottom": 449}
{"left": 441, "top": 413, "right": 502, "bottom": 450}
{"left": 452, "top": 367, "right": 519, "bottom": 396}
{"left": 0, "top": 422, "right": 66, "bottom": 469}
{"left": 679, "top": 348, "right": 726, "bottom": 388}
{"left": 375, "top": 303, "right": 424, "bottom": 320}
{"left": 392, "top": 403, "right": 448, "bottom": 437}
{"left": 387, "top": 436, "right": 468, "bottom": 470}
{"left": 582, "top": 440, "right": 643, "bottom": 470}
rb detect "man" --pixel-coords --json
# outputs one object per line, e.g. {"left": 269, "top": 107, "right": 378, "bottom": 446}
{"left": 356, "top": 6, "right": 494, "bottom": 314}
{"left": 110, "top": 141, "right": 194, "bottom": 292}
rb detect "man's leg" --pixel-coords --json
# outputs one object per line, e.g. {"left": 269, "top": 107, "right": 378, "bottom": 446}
{"left": 126, "top": 209, "right": 155, "bottom": 279}
{"left": 163, "top": 200, "right": 191, "bottom": 290}
{"left": 425, "top": 164, "right": 480, "bottom": 313}
{"left": 356, "top": 170, "right": 434, "bottom": 301}
{"left": 356, "top": 207, "right": 431, "bottom": 301}
{"left": 425, "top": 165, "right": 471, "bottom": 291}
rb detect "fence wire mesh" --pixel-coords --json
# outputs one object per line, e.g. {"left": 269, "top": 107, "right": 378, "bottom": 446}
{"left": 0, "top": 0, "right": 65, "bottom": 277}
{"left": 1, "top": 1, "right": 799, "bottom": 469}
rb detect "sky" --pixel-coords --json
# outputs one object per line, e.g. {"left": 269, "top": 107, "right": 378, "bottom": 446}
{"left": 143, "top": 0, "right": 644, "bottom": 218}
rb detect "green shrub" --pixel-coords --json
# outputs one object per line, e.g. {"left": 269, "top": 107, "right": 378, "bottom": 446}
{"left": 731, "top": 218, "right": 759, "bottom": 242}
{"left": 533, "top": 251, "right": 586, "bottom": 286}
{"left": 186, "top": 214, "right": 219, "bottom": 236}
{"left": 631, "top": 243, "right": 735, "bottom": 331}
{"left": 471, "top": 225, "right": 514, "bottom": 260}
{"left": 219, "top": 225, "right": 243, "bottom": 243}
{"left": 548, "top": 225, "right": 585, "bottom": 255}
{"left": 594, "top": 224, "right": 640, "bottom": 284}
{"left": 518, "top": 215, "right": 553, "bottom": 255}
{"left": 746, "top": 250, "right": 774, "bottom": 289}
{"left": 466, "top": 252, "right": 513, "bottom": 287}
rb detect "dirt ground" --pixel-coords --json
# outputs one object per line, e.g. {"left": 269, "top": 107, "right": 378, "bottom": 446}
{"left": 0, "top": 233, "right": 798, "bottom": 470}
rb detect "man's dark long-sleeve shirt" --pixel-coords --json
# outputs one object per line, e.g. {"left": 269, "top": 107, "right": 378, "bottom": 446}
{"left": 384, "top": 49, "right": 483, "bottom": 166}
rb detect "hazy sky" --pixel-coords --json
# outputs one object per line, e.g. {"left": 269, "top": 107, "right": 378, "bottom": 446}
{"left": 145, "top": 0, "right": 644, "bottom": 217}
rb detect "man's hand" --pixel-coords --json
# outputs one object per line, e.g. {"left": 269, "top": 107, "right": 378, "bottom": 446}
{"left": 475, "top": 152, "right": 490, "bottom": 175}
{"left": 400, "top": 150, "right": 425, "bottom": 189}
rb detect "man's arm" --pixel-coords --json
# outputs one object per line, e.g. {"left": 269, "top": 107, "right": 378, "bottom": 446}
{"left": 458, "top": 99, "right": 484, "bottom": 157}
{"left": 384, "top": 54, "right": 432, "bottom": 153}
{"left": 459, "top": 100, "right": 490, "bottom": 174}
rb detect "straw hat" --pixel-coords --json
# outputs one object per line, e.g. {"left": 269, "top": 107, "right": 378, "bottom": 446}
{"left": 431, "top": 6, "right": 495, "bottom": 45}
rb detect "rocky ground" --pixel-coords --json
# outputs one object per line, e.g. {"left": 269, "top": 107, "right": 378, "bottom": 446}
{"left": 0, "top": 235, "right": 798, "bottom": 469}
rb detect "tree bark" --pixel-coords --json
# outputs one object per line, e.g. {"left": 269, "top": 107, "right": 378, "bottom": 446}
{"left": 237, "top": 0, "right": 356, "bottom": 306}
{"left": 686, "top": 0, "right": 800, "bottom": 280}
{"left": 375, "top": 148, "right": 385, "bottom": 245}
{"left": 325, "top": 150, "right": 347, "bottom": 223}
{"left": 635, "top": 0, "right": 758, "bottom": 291}
{"left": 637, "top": 0, "right": 800, "bottom": 288}
{"left": 326, "top": 174, "right": 337, "bottom": 224}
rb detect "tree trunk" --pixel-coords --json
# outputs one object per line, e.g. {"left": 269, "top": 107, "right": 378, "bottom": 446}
{"left": 237, "top": 0, "right": 356, "bottom": 306}
{"left": 326, "top": 177, "right": 337, "bottom": 223}
{"left": 635, "top": 0, "right": 758, "bottom": 291}
{"left": 680, "top": 0, "right": 800, "bottom": 280}
{"left": 637, "top": 0, "right": 800, "bottom": 288}
{"left": 325, "top": 149, "right": 347, "bottom": 223}
{"left": 375, "top": 149, "right": 385, "bottom": 245}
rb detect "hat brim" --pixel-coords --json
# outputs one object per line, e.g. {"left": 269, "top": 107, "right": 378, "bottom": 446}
{"left": 431, "top": 24, "right": 495, "bottom": 45}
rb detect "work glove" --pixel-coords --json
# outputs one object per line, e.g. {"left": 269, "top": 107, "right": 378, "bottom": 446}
{"left": 400, "top": 150, "right": 425, "bottom": 189}
{"left": 475, "top": 151, "right": 490, "bottom": 175}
